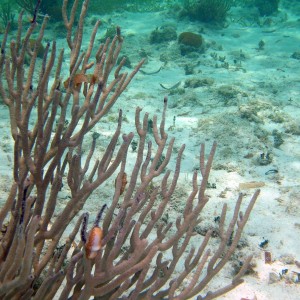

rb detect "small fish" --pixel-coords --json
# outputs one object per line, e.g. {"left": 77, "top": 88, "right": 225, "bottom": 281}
{"left": 64, "top": 73, "right": 97, "bottom": 89}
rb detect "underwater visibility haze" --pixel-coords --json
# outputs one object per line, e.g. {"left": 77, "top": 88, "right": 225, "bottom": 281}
{"left": 0, "top": 0, "right": 299, "bottom": 299}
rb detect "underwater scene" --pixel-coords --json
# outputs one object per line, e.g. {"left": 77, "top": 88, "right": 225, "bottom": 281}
{"left": 0, "top": 0, "right": 299, "bottom": 299}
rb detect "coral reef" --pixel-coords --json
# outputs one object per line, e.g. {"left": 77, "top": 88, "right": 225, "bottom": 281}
{"left": 184, "top": 0, "right": 233, "bottom": 23}
{"left": 254, "top": 0, "right": 280, "bottom": 16}
{"left": 0, "top": 0, "right": 260, "bottom": 299}
{"left": 150, "top": 25, "right": 177, "bottom": 44}
{"left": 0, "top": 2, "right": 15, "bottom": 29}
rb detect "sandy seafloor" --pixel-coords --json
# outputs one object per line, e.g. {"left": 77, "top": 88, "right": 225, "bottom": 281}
{"left": 0, "top": 1, "right": 300, "bottom": 300}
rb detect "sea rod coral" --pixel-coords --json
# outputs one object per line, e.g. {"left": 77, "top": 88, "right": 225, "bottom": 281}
{"left": 0, "top": 0, "right": 259, "bottom": 299}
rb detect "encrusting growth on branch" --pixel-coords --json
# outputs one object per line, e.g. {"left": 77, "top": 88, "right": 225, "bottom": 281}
{"left": 0, "top": 0, "right": 259, "bottom": 299}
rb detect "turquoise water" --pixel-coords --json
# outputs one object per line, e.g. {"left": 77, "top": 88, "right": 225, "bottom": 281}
{"left": 0, "top": 0, "right": 299, "bottom": 299}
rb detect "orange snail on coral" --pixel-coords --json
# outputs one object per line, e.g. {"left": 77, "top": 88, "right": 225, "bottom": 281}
{"left": 81, "top": 204, "right": 107, "bottom": 259}
{"left": 115, "top": 172, "right": 128, "bottom": 195}
{"left": 85, "top": 227, "right": 103, "bottom": 259}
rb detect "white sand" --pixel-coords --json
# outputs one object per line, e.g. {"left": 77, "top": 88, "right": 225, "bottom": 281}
{"left": 0, "top": 1, "right": 299, "bottom": 299}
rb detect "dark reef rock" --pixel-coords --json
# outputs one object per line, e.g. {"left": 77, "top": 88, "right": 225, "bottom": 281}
{"left": 255, "top": 0, "right": 280, "bottom": 16}
{"left": 149, "top": 26, "right": 177, "bottom": 44}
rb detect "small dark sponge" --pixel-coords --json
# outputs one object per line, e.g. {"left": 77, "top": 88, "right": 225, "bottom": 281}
{"left": 178, "top": 32, "right": 204, "bottom": 48}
